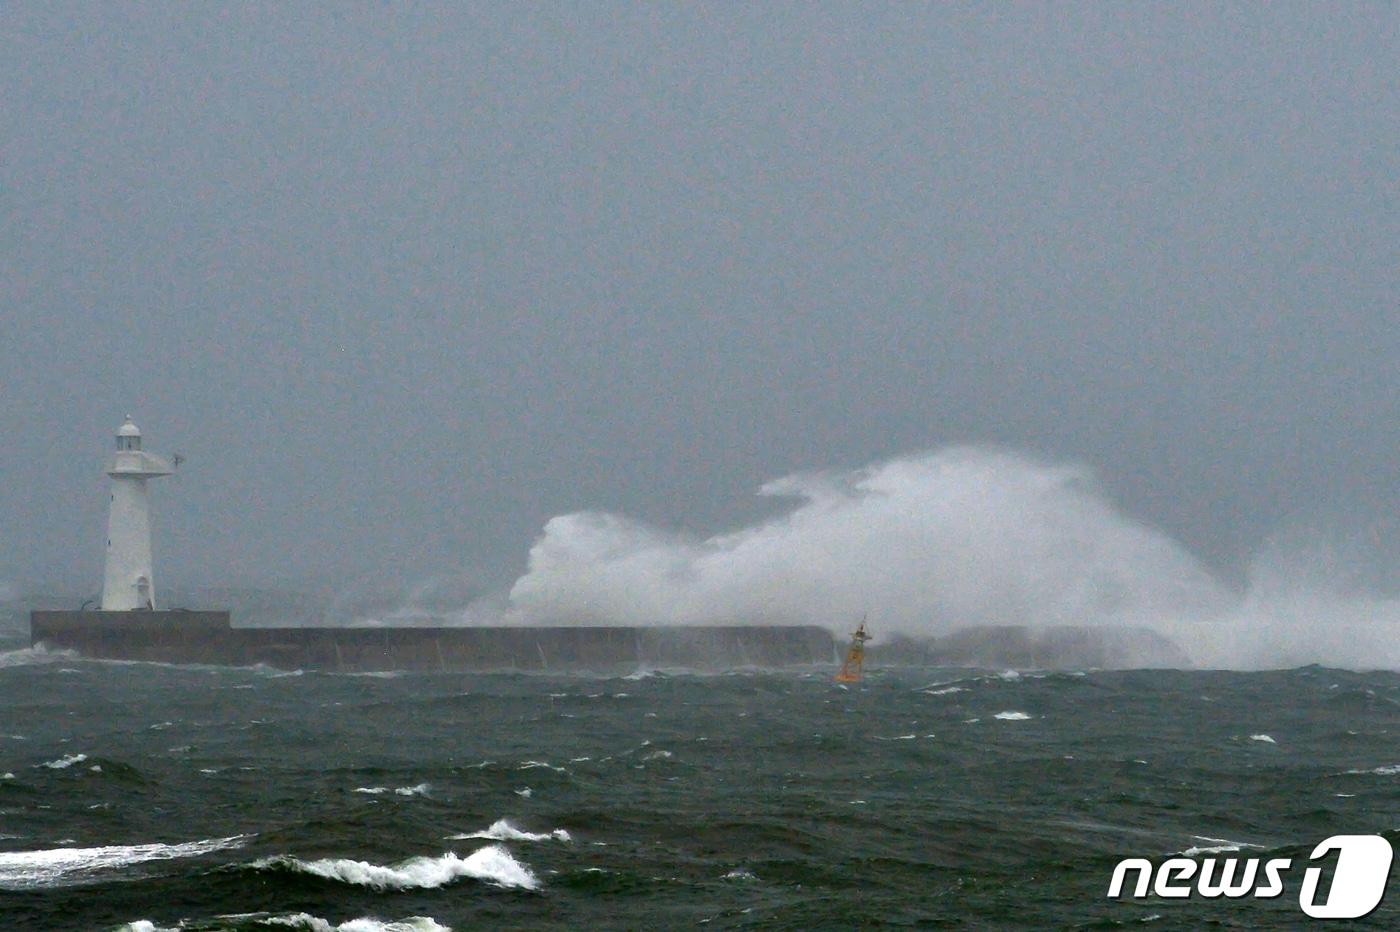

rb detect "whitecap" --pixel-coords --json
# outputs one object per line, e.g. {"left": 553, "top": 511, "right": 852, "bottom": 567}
{"left": 1179, "top": 835, "right": 1263, "bottom": 857}
{"left": 518, "top": 761, "right": 565, "bottom": 772}
{"left": 354, "top": 784, "right": 430, "bottom": 797}
{"left": 1249, "top": 734, "right": 1276, "bottom": 744}
{"left": 1, "top": 773, "right": 12, "bottom": 780}
{"left": 0, "top": 835, "right": 248, "bottom": 890}
{"left": 37, "top": 753, "right": 88, "bottom": 769}
{"left": 261, "top": 913, "right": 452, "bottom": 931}
{"left": 252, "top": 846, "right": 537, "bottom": 891}
{"left": 722, "top": 868, "right": 759, "bottom": 882}
{"left": 1343, "top": 764, "right": 1400, "bottom": 775}
{"left": 922, "top": 686, "right": 965, "bottom": 696}
{"left": 448, "top": 819, "right": 571, "bottom": 843}
{"left": 119, "top": 914, "right": 450, "bottom": 932}
{"left": 0, "top": 646, "right": 78, "bottom": 668}
{"left": 641, "top": 750, "right": 673, "bottom": 760}
{"left": 994, "top": 711, "right": 1032, "bottom": 721}
{"left": 873, "top": 734, "right": 917, "bottom": 741}
{"left": 515, "top": 787, "right": 532, "bottom": 798}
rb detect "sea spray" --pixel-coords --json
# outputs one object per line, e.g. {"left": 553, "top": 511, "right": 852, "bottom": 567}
{"left": 502, "top": 446, "right": 1398, "bottom": 670}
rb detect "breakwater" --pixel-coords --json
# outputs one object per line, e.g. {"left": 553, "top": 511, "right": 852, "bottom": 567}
{"left": 29, "top": 611, "right": 837, "bottom": 672}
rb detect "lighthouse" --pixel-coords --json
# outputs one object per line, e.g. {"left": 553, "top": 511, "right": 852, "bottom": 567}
{"left": 100, "top": 416, "right": 177, "bottom": 611}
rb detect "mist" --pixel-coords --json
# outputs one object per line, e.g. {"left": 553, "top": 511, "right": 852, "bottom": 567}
{"left": 501, "top": 447, "right": 1397, "bottom": 671}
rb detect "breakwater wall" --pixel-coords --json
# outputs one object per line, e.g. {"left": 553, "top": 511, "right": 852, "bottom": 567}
{"left": 30, "top": 611, "right": 838, "bottom": 673}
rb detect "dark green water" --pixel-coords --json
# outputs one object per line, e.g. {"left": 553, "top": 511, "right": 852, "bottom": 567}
{"left": 1, "top": 644, "right": 1397, "bottom": 930}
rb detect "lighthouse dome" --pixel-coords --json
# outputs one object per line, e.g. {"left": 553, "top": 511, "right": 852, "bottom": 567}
{"left": 116, "top": 417, "right": 142, "bottom": 451}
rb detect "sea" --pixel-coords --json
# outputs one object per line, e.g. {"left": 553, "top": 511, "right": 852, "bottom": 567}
{"left": 1, "top": 641, "right": 1397, "bottom": 930}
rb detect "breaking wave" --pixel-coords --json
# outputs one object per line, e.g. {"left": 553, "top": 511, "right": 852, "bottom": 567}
{"left": 0, "top": 645, "right": 79, "bottom": 669}
{"left": 1179, "top": 835, "right": 1264, "bottom": 857}
{"left": 249, "top": 846, "right": 538, "bottom": 891}
{"left": 37, "top": 752, "right": 88, "bottom": 769}
{"left": 117, "top": 916, "right": 450, "bottom": 932}
{"left": 502, "top": 446, "right": 1398, "bottom": 670}
{"left": 448, "top": 819, "right": 571, "bottom": 843}
{"left": 0, "top": 836, "right": 249, "bottom": 890}
{"left": 353, "top": 783, "right": 430, "bottom": 797}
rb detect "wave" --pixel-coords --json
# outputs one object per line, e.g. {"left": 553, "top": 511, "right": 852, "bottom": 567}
{"left": 0, "top": 645, "right": 79, "bottom": 669}
{"left": 501, "top": 446, "right": 1400, "bottom": 670}
{"left": 117, "top": 915, "right": 450, "bottom": 932}
{"left": 353, "top": 784, "right": 430, "bottom": 797}
{"left": 250, "top": 846, "right": 538, "bottom": 891}
{"left": 447, "top": 819, "right": 571, "bottom": 843}
{"left": 271, "top": 918, "right": 451, "bottom": 932}
{"left": 37, "top": 753, "right": 88, "bottom": 769}
{"left": 1179, "top": 835, "right": 1264, "bottom": 857}
{"left": 0, "top": 836, "right": 248, "bottom": 890}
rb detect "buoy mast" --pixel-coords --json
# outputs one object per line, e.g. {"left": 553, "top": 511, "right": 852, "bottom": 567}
{"left": 835, "top": 616, "right": 871, "bottom": 683}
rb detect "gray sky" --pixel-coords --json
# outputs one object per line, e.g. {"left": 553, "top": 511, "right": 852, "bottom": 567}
{"left": 3, "top": 3, "right": 1396, "bottom": 596}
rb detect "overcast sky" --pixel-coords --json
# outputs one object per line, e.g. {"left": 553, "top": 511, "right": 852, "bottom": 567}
{"left": 2, "top": 3, "right": 1395, "bottom": 596}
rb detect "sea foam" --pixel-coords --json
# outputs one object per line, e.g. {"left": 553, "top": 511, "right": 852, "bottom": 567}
{"left": 0, "top": 645, "right": 78, "bottom": 668}
{"left": 353, "top": 783, "right": 430, "bottom": 797}
{"left": 117, "top": 915, "right": 451, "bottom": 932}
{"left": 1343, "top": 764, "right": 1400, "bottom": 776}
{"left": 252, "top": 846, "right": 538, "bottom": 891}
{"left": 448, "top": 819, "right": 571, "bottom": 843}
{"left": 0, "top": 836, "right": 248, "bottom": 890}
{"left": 37, "top": 753, "right": 88, "bottom": 769}
{"left": 1179, "top": 835, "right": 1263, "bottom": 857}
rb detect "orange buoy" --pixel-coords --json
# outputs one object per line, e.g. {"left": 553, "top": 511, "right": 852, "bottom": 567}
{"left": 835, "top": 617, "right": 871, "bottom": 683}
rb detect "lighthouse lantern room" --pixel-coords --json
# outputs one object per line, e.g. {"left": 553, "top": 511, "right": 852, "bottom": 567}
{"left": 100, "top": 416, "right": 176, "bottom": 611}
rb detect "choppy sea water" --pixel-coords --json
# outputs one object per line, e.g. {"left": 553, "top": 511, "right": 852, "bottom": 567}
{"left": 1, "top": 643, "right": 1397, "bottom": 930}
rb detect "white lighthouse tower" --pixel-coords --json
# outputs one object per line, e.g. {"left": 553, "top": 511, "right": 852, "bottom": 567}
{"left": 100, "top": 416, "right": 177, "bottom": 611}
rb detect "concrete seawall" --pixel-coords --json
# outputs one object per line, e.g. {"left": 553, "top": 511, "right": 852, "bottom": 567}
{"left": 30, "top": 611, "right": 838, "bottom": 673}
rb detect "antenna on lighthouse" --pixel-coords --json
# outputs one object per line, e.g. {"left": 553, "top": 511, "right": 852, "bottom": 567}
{"left": 100, "top": 417, "right": 176, "bottom": 611}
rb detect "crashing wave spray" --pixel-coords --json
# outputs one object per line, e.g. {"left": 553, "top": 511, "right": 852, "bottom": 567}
{"left": 508, "top": 448, "right": 1229, "bottom": 638}
{"left": 504, "top": 447, "right": 1397, "bottom": 670}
